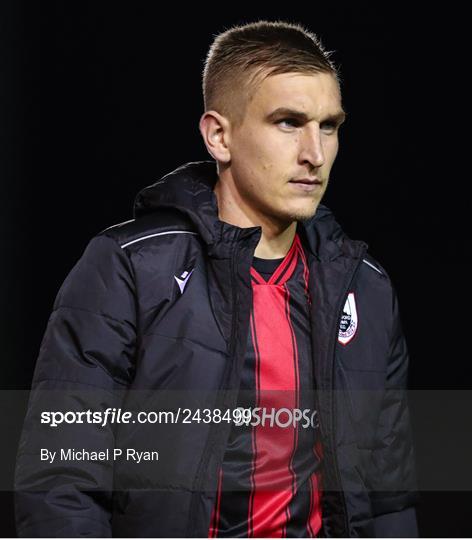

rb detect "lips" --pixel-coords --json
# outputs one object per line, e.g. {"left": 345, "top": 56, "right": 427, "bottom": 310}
{"left": 288, "top": 178, "right": 322, "bottom": 193}
{"left": 289, "top": 178, "right": 322, "bottom": 185}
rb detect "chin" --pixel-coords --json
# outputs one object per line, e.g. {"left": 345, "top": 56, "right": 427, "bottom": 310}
{"left": 282, "top": 203, "right": 319, "bottom": 223}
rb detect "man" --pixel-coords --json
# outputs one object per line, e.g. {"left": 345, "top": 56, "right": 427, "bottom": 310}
{"left": 15, "top": 20, "right": 419, "bottom": 537}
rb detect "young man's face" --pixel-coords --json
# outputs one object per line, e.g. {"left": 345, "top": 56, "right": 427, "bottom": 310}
{"left": 227, "top": 71, "right": 345, "bottom": 224}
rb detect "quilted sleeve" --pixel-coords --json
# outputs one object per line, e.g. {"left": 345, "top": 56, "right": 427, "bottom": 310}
{"left": 369, "top": 285, "right": 421, "bottom": 536}
{"left": 14, "top": 234, "right": 137, "bottom": 537}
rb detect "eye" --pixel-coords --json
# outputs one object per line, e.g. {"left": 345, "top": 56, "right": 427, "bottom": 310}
{"left": 277, "top": 118, "right": 300, "bottom": 128}
{"left": 321, "top": 121, "right": 339, "bottom": 132}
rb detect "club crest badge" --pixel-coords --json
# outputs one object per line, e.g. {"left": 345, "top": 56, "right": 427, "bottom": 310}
{"left": 338, "top": 292, "right": 358, "bottom": 345}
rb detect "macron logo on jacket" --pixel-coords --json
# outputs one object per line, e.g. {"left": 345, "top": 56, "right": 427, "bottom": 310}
{"left": 174, "top": 268, "right": 194, "bottom": 294}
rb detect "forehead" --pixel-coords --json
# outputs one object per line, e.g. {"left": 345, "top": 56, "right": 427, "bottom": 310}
{"left": 249, "top": 71, "right": 342, "bottom": 115}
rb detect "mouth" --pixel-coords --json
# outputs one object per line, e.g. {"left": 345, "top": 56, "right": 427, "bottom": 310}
{"left": 289, "top": 178, "right": 322, "bottom": 185}
{"left": 288, "top": 178, "right": 322, "bottom": 192}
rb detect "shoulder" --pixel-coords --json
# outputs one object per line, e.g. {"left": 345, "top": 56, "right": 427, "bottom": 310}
{"left": 356, "top": 250, "right": 402, "bottom": 330}
{"left": 94, "top": 210, "right": 199, "bottom": 252}
{"left": 360, "top": 252, "right": 388, "bottom": 278}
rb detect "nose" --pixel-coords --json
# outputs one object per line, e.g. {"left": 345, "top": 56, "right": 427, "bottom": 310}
{"left": 298, "top": 125, "right": 325, "bottom": 169}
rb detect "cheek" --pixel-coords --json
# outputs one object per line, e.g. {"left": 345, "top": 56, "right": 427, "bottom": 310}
{"left": 326, "top": 137, "right": 339, "bottom": 159}
{"left": 231, "top": 129, "right": 294, "bottom": 189}
{"left": 236, "top": 134, "right": 271, "bottom": 172}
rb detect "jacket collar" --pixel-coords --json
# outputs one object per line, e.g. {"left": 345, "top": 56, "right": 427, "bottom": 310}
{"left": 133, "top": 160, "right": 366, "bottom": 261}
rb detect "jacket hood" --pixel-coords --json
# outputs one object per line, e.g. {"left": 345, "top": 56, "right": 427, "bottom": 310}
{"left": 133, "top": 160, "right": 365, "bottom": 261}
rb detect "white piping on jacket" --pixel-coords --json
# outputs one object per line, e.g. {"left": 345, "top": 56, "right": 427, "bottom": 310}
{"left": 362, "top": 258, "right": 383, "bottom": 275}
{"left": 121, "top": 235, "right": 384, "bottom": 278}
{"left": 102, "top": 219, "right": 136, "bottom": 233}
{"left": 120, "top": 230, "right": 198, "bottom": 249}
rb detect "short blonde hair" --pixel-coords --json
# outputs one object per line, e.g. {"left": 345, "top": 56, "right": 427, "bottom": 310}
{"left": 202, "top": 20, "right": 341, "bottom": 127}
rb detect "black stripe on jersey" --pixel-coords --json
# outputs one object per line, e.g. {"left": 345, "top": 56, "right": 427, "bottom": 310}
{"left": 283, "top": 283, "right": 300, "bottom": 536}
{"left": 283, "top": 256, "right": 322, "bottom": 537}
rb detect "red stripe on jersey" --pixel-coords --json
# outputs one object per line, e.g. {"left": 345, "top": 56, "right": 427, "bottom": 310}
{"left": 269, "top": 242, "right": 298, "bottom": 285}
{"left": 248, "top": 309, "right": 259, "bottom": 537}
{"left": 308, "top": 470, "right": 322, "bottom": 536}
{"left": 296, "top": 239, "right": 311, "bottom": 305}
{"left": 208, "top": 466, "right": 223, "bottom": 538}
{"left": 307, "top": 440, "right": 324, "bottom": 536}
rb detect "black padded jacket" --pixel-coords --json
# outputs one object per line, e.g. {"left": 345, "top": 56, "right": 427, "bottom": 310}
{"left": 15, "top": 160, "right": 420, "bottom": 537}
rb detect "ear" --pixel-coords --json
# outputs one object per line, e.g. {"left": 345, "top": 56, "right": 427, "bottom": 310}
{"left": 199, "top": 110, "right": 231, "bottom": 164}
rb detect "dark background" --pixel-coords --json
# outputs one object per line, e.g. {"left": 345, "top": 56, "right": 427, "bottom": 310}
{"left": 1, "top": 1, "right": 470, "bottom": 536}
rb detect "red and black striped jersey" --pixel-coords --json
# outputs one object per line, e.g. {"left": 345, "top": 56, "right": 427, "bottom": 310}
{"left": 209, "top": 233, "right": 324, "bottom": 538}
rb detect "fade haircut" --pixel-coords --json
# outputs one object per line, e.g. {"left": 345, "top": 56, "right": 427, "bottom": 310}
{"left": 202, "top": 20, "right": 341, "bottom": 128}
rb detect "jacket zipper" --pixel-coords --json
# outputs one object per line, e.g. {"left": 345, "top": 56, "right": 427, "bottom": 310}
{"left": 327, "top": 241, "right": 368, "bottom": 537}
{"left": 186, "top": 233, "right": 241, "bottom": 536}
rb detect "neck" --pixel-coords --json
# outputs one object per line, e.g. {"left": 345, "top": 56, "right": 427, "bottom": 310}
{"left": 213, "top": 173, "right": 297, "bottom": 259}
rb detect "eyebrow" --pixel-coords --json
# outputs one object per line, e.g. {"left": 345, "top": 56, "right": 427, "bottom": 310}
{"left": 266, "top": 107, "right": 347, "bottom": 125}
